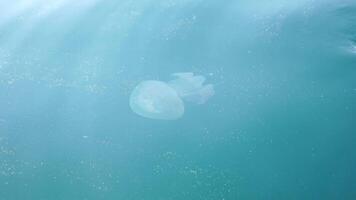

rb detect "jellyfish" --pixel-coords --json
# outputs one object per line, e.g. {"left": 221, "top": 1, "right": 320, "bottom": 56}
{"left": 129, "top": 73, "right": 214, "bottom": 120}
{"left": 129, "top": 80, "right": 185, "bottom": 120}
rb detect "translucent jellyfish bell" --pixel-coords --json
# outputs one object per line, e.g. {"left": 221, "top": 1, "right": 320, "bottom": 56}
{"left": 129, "top": 73, "right": 214, "bottom": 120}
{"left": 129, "top": 80, "right": 184, "bottom": 120}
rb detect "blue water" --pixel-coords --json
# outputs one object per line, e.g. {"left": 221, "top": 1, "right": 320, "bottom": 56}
{"left": 0, "top": 0, "right": 356, "bottom": 199}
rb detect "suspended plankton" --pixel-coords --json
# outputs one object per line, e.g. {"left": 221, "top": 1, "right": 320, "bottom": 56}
{"left": 129, "top": 73, "right": 215, "bottom": 120}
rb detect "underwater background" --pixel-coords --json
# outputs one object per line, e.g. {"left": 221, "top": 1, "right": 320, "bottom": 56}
{"left": 0, "top": 0, "right": 356, "bottom": 199}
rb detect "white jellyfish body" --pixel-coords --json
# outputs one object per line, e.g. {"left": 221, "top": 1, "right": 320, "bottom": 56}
{"left": 129, "top": 73, "right": 214, "bottom": 120}
{"left": 129, "top": 80, "right": 184, "bottom": 120}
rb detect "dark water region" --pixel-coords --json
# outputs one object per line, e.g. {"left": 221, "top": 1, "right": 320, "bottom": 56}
{"left": 0, "top": 0, "right": 356, "bottom": 199}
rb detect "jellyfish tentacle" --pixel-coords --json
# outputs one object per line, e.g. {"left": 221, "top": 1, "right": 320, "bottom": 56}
{"left": 167, "top": 72, "right": 215, "bottom": 104}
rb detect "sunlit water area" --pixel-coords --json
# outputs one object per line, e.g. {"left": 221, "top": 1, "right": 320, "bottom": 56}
{"left": 0, "top": 0, "right": 356, "bottom": 199}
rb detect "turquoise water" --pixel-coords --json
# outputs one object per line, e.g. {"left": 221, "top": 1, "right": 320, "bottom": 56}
{"left": 0, "top": 0, "right": 356, "bottom": 199}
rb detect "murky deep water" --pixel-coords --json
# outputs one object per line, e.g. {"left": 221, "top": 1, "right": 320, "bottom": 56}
{"left": 0, "top": 0, "right": 356, "bottom": 199}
